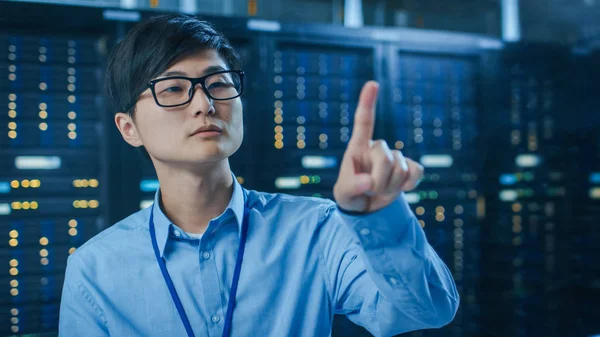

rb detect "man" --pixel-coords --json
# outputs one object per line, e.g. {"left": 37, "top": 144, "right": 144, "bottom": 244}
{"left": 59, "top": 14, "right": 459, "bottom": 337}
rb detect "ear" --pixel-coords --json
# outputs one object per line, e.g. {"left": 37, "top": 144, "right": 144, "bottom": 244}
{"left": 114, "top": 112, "right": 144, "bottom": 147}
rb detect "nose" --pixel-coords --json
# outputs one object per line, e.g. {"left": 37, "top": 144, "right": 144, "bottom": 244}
{"left": 189, "top": 83, "right": 215, "bottom": 116}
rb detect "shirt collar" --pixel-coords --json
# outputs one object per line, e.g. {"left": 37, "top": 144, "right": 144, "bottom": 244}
{"left": 151, "top": 171, "right": 246, "bottom": 257}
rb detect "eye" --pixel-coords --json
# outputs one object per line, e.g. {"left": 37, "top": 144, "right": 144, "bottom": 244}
{"left": 164, "top": 86, "right": 184, "bottom": 93}
{"left": 208, "top": 82, "right": 230, "bottom": 89}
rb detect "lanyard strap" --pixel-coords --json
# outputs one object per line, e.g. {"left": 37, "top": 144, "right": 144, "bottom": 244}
{"left": 149, "top": 191, "right": 249, "bottom": 337}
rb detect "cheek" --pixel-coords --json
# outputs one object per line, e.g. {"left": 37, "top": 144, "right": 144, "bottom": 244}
{"left": 135, "top": 105, "right": 181, "bottom": 145}
{"left": 222, "top": 100, "right": 244, "bottom": 135}
{"left": 232, "top": 103, "right": 244, "bottom": 140}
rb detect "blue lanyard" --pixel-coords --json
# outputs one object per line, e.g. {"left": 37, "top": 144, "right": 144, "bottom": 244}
{"left": 149, "top": 190, "right": 250, "bottom": 337}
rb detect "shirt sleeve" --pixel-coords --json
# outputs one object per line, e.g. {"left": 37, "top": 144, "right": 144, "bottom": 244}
{"left": 316, "top": 193, "right": 459, "bottom": 337}
{"left": 59, "top": 254, "right": 109, "bottom": 337}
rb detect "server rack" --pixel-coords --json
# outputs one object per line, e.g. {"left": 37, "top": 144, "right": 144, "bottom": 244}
{"left": 383, "top": 38, "right": 489, "bottom": 337}
{"left": 571, "top": 50, "right": 600, "bottom": 337}
{"left": 0, "top": 2, "right": 114, "bottom": 335}
{"left": 257, "top": 30, "right": 383, "bottom": 199}
{"left": 480, "top": 44, "right": 576, "bottom": 337}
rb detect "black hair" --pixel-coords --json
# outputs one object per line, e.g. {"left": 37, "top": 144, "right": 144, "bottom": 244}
{"left": 104, "top": 14, "right": 242, "bottom": 160}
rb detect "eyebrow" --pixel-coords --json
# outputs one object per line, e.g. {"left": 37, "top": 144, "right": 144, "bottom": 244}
{"left": 159, "top": 65, "right": 228, "bottom": 78}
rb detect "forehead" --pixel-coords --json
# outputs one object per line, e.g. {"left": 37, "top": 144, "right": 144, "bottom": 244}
{"left": 165, "top": 49, "right": 228, "bottom": 74}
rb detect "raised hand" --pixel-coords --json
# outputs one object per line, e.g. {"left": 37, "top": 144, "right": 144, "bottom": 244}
{"left": 333, "top": 81, "right": 424, "bottom": 213}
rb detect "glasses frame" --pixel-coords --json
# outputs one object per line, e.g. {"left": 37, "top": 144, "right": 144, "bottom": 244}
{"left": 125, "top": 70, "right": 245, "bottom": 112}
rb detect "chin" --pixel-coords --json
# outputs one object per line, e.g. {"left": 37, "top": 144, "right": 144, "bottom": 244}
{"left": 186, "top": 146, "right": 232, "bottom": 164}
{"left": 157, "top": 140, "right": 241, "bottom": 166}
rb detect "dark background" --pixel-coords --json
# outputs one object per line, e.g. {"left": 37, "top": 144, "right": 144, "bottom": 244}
{"left": 0, "top": 0, "right": 598, "bottom": 336}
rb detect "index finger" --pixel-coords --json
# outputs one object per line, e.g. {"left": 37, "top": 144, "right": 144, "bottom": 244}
{"left": 349, "top": 81, "right": 379, "bottom": 147}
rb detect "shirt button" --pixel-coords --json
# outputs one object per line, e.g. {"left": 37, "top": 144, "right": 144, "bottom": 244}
{"left": 359, "top": 228, "right": 371, "bottom": 236}
{"left": 211, "top": 315, "right": 220, "bottom": 323}
{"left": 388, "top": 276, "right": 399, "bottom": 285}
{"left": 174, "top": 230, "right": 181, "bottom": 237}
{"left": 202, "top": 251, "right": 211, "bottom": 259}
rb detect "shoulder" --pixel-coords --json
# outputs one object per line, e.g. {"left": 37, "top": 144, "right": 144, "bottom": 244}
{"left": 68, "top": 207, "right": 150, "bottom": 265}
{"left": 247, "top": 189, "right": 336, "bottom": 217}
{"left": 244, "top": 189, "right": 339, "bottom": 237}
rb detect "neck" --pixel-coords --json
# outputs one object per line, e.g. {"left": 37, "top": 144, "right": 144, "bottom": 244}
{"left": 155, "top": 159, "right": 234, "bottom": 234}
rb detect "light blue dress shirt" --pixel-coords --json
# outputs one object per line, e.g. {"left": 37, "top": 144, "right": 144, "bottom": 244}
{"left": 59, "top": 175, "right": 459, "bottom": 337}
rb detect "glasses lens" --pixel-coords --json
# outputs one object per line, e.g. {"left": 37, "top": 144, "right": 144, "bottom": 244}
{"left": 154, "top": 78, "right": 192, "bottom": 106}
{"left": 205, "top": 72, "right": 242, "bottom": 100}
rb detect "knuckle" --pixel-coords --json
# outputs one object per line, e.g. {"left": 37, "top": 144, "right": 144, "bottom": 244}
{"left": 405, "top": 157, "right": 423, "bottom": 173}
{"left": 370, "top": 139, "right": 387, "bottom": 149}
{"left": 392, "top": 150, "right": 404, "bottom": 163}
{"left": 395, "top": 162, "right": 409, "bottom": 175}
{"left": 395, "top": 168, "right": 409, "bottom": 184}
{"left": 394, "top": 151, "right": 409, "bottom": 172}
{"left": 379, "top": 153, "right": 394, "bottom": 166}
{"left": 377, "top": 139, "right": 389, "bottom": 149}
{"left": 416, "top": 163, "right": 425, "bottom": 176}
{"left": 371, "top": 141, "right": 393, "bottom": 164}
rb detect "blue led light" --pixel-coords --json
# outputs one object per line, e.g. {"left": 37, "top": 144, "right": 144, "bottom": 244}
{"left": 15, "top": 156, "right": 61, "bottom": 170}
{"left": 499, "top": 174, "right": 517, "bottom": 185}
{"left": 0, "top": 182, "right": 10, "bottom": 193}
{"left": 590, "top": 173, "right": 600, "bottom": 184}
{"left": 140, "top": 179, "right": 160, "bottom": 192}
{"left": 0, "top": 204, "right": 10, "bottom": 215}
{"left": 301, "top": 155, "right": 337, "bottom": 169}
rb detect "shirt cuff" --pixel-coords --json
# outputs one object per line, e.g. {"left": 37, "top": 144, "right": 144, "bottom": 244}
{"left": 336, "top": 193, "right": 417, "bottom": 249}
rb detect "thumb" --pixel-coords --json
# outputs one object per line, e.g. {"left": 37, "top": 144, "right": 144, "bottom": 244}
{"left": 346, "top": 173, "right": 373, "bottom": 198}
{"left": 354, "top": 174, "right": 373, "bottom": 195}
{"left": 334, "top": 173, "right": 373, "bottom": 212}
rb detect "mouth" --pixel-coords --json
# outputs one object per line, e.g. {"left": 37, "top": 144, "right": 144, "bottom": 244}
{"left": 190, "top": 125, "right": 223, "bottom": 137}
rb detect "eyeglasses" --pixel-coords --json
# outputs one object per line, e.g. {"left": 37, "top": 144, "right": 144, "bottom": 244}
{"left": 125, "top": 70, "right": 244, "bottom": 111}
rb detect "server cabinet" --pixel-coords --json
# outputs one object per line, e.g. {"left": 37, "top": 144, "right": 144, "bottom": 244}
{"left": 480, "top": 44, "right": 576, "bottom": 337}
{"left": 0, "top": 2, "right": 114, "bottom": 334}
